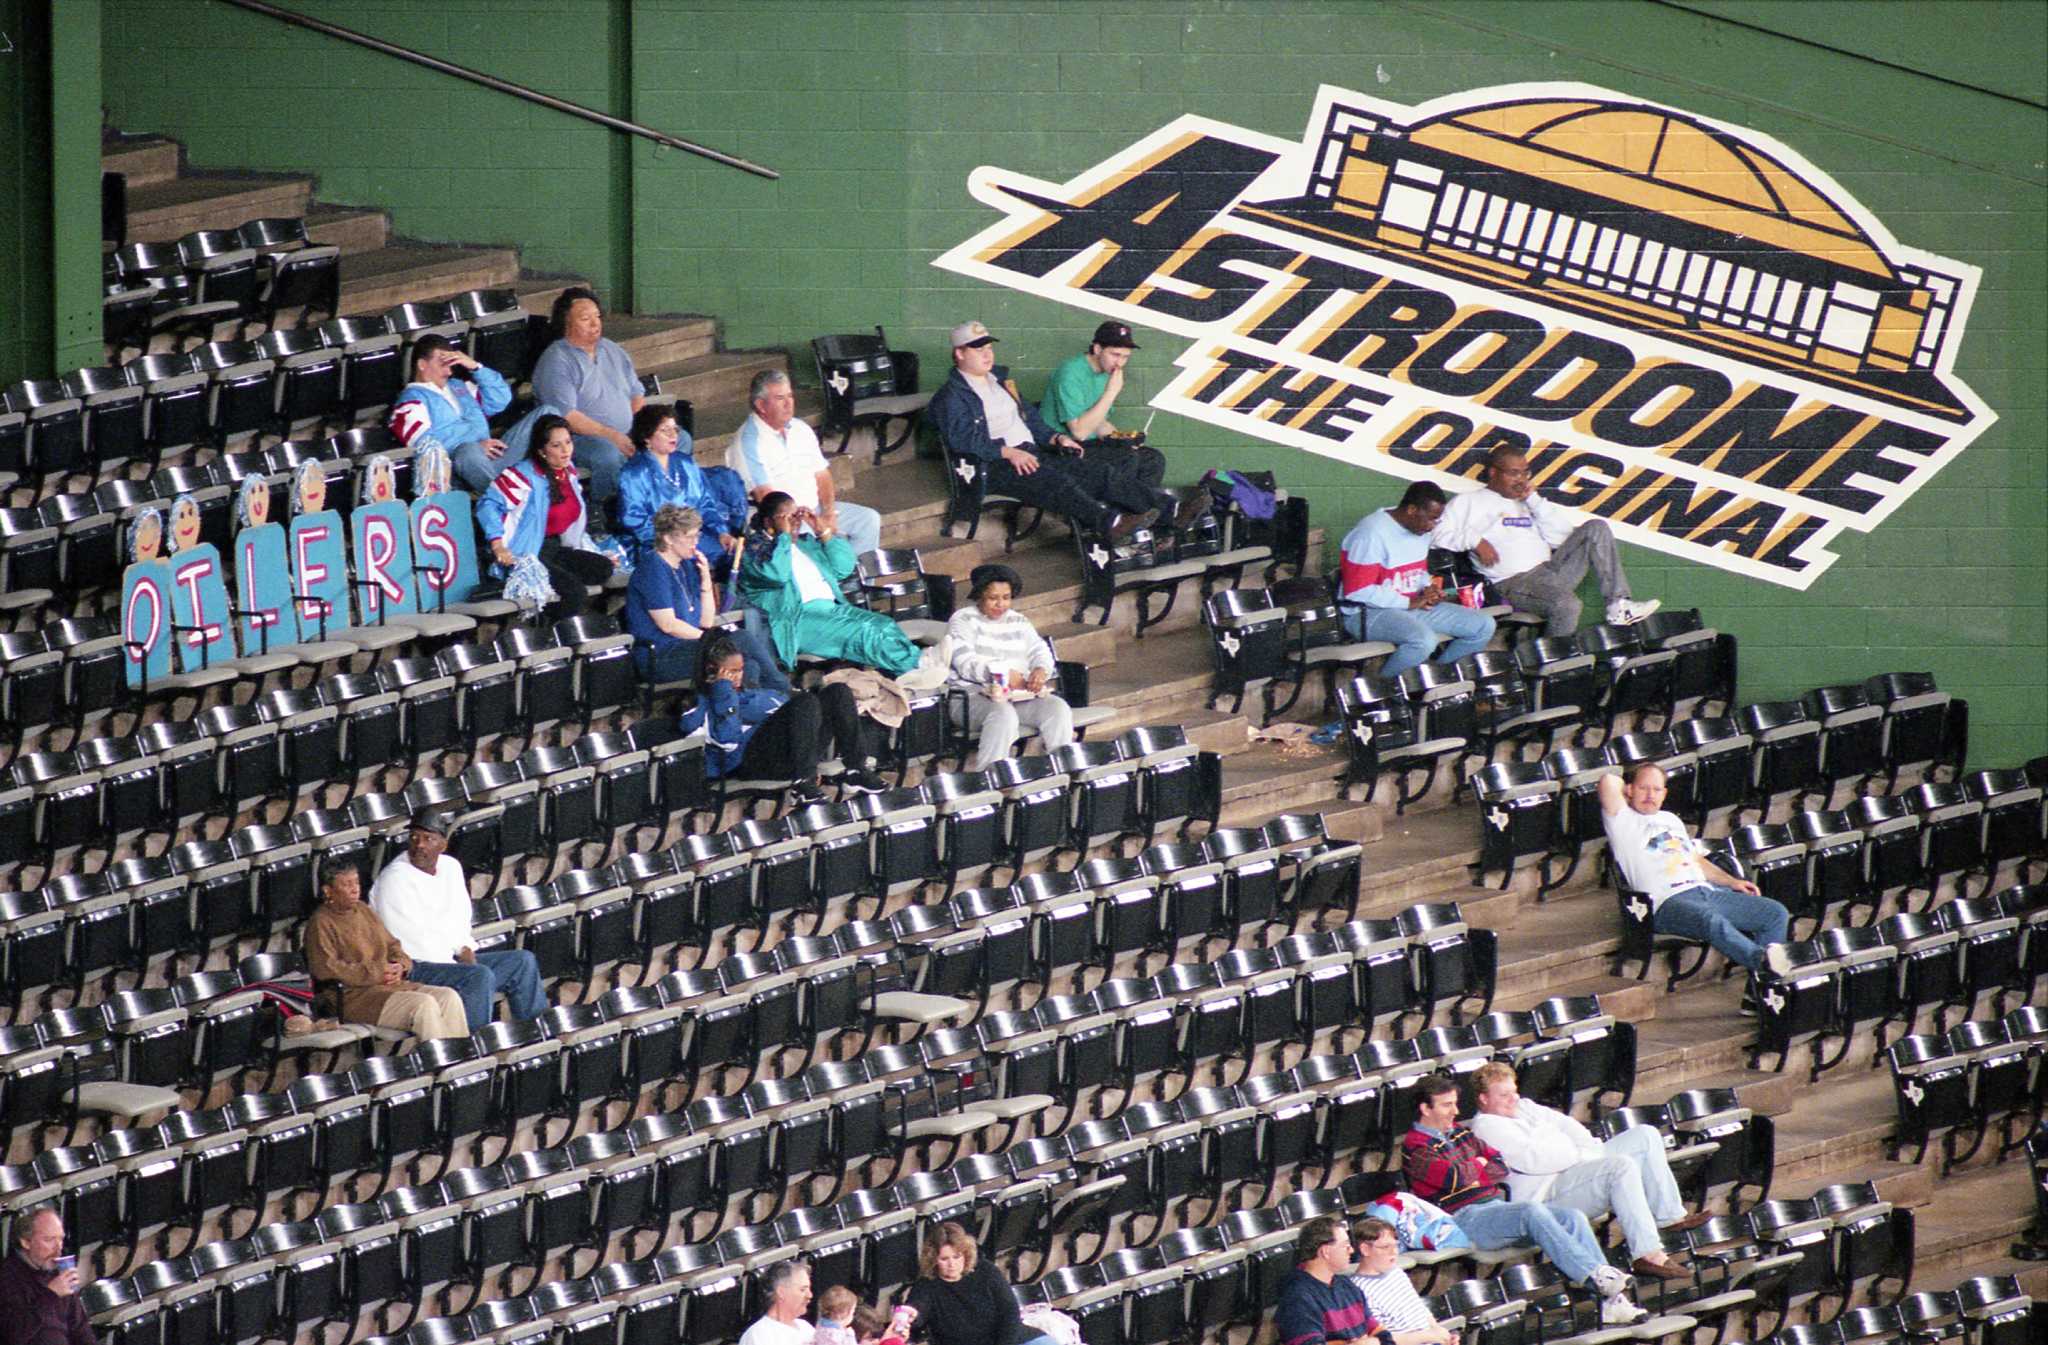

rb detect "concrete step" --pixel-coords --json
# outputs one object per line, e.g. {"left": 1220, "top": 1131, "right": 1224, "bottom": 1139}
{"left": 1904, "top": 1161, "right": 2042, "bottom": 1287}
{"left": 1913, "top": 1252, "right": 2048, "bottom": 1299}
{"left": 102, "top": 135, "right": 181, "bottom": 189}
{"left": 606, "top": 314, "right": 719, "bottom": 371}
{"left": 638, "top": 349, "right": 793, "bottom": 422}
{"left": 337, "top": 242, "right": 521, "bottom": 317}
{"left": 125, "top": 171, "right": 313, "bottom": 243}
{"left": 304, "top": 202, "right": 390, "bottom": 255}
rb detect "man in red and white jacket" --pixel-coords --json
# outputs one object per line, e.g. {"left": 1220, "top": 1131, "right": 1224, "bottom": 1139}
{"left": 1338, "top": 481, "right": 1494, "bottom": 678}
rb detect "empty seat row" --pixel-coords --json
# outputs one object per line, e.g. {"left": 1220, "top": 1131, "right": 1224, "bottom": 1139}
{"left": 1888, "top": 1005, "right": 2048, "bottom": 1171}
{"left": 102, "top": 218, "right": 341, "bottom": 357}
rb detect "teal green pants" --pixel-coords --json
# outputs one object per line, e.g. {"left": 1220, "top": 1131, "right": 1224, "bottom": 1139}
{"left": 793, "top": 602, "right": 921, "bottom": 676}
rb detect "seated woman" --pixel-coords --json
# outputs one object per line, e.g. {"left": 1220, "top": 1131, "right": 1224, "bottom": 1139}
{"left": 388, "top": 334, "right": 513, "bottom": 494}
{"left": 616, "top": 405, "right": 747, "bottom": 570}
{"left": 947, "top": 563, "right": 1075, "bottom": 771}
{"left": 304, "top": 862, "right": 469, "bottom": 1042}
{"left": 733, "top": 491, "right": 951, "bottom": 691}
{"left": 625, "top": 504, "right": 788, "bottom": 690}
{"left": 475, "top": 413, "right": 615, "bottom": 622}
{"left": 685, "top": 634, "right": 891, "bottom": 802}
{"left": 530, "top": 286, "right": 643, "bottom": 516}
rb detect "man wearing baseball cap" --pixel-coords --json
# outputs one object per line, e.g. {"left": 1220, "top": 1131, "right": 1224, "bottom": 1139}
{"left": 370, "top": 808, "right": 549, "bottom": 1030}
{"left": 928, "top": 320, "right": 1194, "bottom": 539}
{"left": 1040, "top": 320, "right": 1169, "bottom": 493}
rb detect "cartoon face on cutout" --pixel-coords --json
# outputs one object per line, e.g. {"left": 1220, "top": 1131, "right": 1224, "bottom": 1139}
{"left": 238, "top": 474, "right": 271, "bottom": 530}
{"left": 295, "top": 460, "right": 328, "bottom": 516}
{"left": 169, "top": 495, "right": 204, "bottom": 553}
{"left": 414, "top": 444, "right": 451, "bottom": 497}
{"left": 364, "top": 455, "right": 397, "bottom": 505}
{"left": 129, "top": 508, "right": 165, "bottom": 564}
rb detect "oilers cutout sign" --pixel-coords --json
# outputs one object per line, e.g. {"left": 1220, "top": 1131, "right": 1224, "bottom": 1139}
{"left": 934, "top": 82, "right": 1994, "bottom": 589}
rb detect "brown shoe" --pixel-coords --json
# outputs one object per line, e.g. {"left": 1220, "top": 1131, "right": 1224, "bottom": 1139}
{"left": 1631, "top": 1256, "right": 1689, "bottom": 1281}
{"left": 1170, "top": 490, "right": 1211, "bottom": 531}
{"left": 1664, "top": 1211, "right": 1713, "bottom": 1233}
{"left": 1106, "top": 509, "right": 1157, "bottom": 541}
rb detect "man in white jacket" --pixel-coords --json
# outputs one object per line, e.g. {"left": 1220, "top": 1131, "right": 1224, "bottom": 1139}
{"left": 1466, "top": 1062, "right": 1706, "bottom": 1281}
{"left": 1431, "top": 447, "right": 1658, "bottom": 636}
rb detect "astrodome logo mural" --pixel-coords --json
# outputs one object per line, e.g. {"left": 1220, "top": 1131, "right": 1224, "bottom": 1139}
{"left": 934, "top": 82, "right": 1993, "bottom": 588}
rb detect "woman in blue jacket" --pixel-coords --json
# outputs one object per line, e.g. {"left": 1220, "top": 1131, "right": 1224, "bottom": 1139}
{"left": 388, "top": 334, "right": 514, "bottom": 493}
{"left": 732, "top": 492, "right": 951, "bottom": 690}
{"left": 475, "top": 414, "right": 614, "bottom": 621}
{"left": 615, "top": 404, "right": 747, "bottom": 571}
{"left": 685, "top": 635, "right": 890, "bottom": 802}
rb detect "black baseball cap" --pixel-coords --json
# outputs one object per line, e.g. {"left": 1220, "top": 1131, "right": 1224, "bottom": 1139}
{"left": 1092, "top": 321, "right": 1139, "bottom": 350}
{"left": 408, "top": 808, "right": 453, "bottom": 836}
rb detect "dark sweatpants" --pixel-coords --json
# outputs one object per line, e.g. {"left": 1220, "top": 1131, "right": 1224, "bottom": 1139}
{"left": 983, "top": 449, "right": 1163, "bottom": 531}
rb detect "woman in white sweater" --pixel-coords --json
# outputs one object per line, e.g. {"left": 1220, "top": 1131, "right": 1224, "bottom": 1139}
{"left": 947, "top": 564, "right": 1075, "bottom": 771}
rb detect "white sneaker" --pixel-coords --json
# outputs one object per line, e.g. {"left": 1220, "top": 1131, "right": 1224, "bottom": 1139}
{"left": 1764, "top": 942, "right": 1794, "bottom": 978}
{"left": 1589, "top": 1266, "right": 1633, "bottom": 1298}
{"left": 1601, "top": 1293, "right": 1648, "bottom": 1326}
{"left": 1606, "top": 598, "right": 1661, "bottom": 625}
{"left": 896, "top": 635, "right": 954, "bottom": 693}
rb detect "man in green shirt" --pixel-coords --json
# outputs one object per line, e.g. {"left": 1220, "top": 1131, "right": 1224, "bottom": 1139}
{"left": 1040, "top": 320, "right": 1167, "bottom": 491}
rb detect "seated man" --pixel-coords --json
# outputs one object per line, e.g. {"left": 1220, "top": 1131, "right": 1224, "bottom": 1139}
{"left": 1466, "top": 1062, "right": 1706, "bottom": 1281}
{"left": 928, "top": 321, "right": 1202, "bottom": 539}
{"left": 388, "top": 334, "right": 514, "bottom": 495}
{"left": 1432, "top": 446, "right": 1658, "bottom": 636}
{"left": 1274, "top": 1216, "right": 1399, "bottom": 1345}
{"left": 1402, "top": 1073, "right": 1645, "bottom": 1325}
{"left": 1039, "top": 319, "right": 1167, "bottom": 488}
{"left": 1339, "top": 481, "right": 1495, "bottom": 677}
{"left": 1599, "top": 763, "right": 1793, "bottom": 981}
{"left": 732, "top": 369, "right": 883, "bottom": 558}
{"left": 1346, "top": 1217, "right": 1461, "bottom": 1345}
{"left": 303, "top": 862, "right": 469, "bottom": 1042}
{"left": 370, "top": 809, "right": 548, "bottom": 1030}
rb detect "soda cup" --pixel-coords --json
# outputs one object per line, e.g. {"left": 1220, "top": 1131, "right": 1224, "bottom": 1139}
{"left": 1457, "top": 584, "right": 1482, "bottom": 609}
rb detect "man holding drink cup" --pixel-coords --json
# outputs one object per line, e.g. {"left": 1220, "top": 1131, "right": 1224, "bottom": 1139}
{"left": 1338, "top": 481, "right": 1496, "bottom": 679}
{"left": 0, "top": 1205, "right": 97, "bottom": 1344}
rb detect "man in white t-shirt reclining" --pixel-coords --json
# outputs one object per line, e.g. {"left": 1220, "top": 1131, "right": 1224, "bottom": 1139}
{"left": 1599, "top": 763, "right": 1793, "bottom": 981}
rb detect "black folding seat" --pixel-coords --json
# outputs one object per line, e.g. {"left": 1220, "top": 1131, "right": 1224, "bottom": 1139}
{"left": 1965, "top": 768, "right": 2045, "bottom": 878}
{"left": 1118, "top": 725, "right": 1211, "bottom": 844}
{"left": 49, "top": 871, "right": 134, "bottom": 1004}
{"left": 1887, "top": 1031, "right": 1971, "bottom": 1167}
{"left": 312, "top": 315, "right": 402, "bottom": 422}
{"left": 1665, "top": 1086, "right": 1773, "bottom": 1207}
{"left": 1637, "top": 607, "right": 1734, "bottom": 707}
{"left": 1336, "top": 674, "right": 1466, "bottom": 813}
{"left": 1952, "top": 1275, "right": 2033, "bottom": 1345}
{"left": 1201, "top": 589, "right": 1288, "bottom": 715}
{"left": 1842, "top": 793, "right": 1925, "bottom": 908}
{"left": 552, "top": 614, "right": 636, "bottom": 735}
{"left": 1874, "top": 910, "right": 1962, "bottom": 1048}
{"left": 1580, "top": 619, "right": 1677, "bottom": 738}
{"left": 493, "top": 625, "right": 576, "bottom": 746}
{"left": 1669, "top": 714, "right": 1754, "bottom": 823}
{"left": 1953, "top": 1017, "right": 2034, "bottom": 1162}
{"left": 5, "top": 377, "right": 89, "bottom": 489}
{"left": 1512, "top": 634, "right": 1598, "bottom": 732}
{"left": 0, "top": 631, "right": 62, "bottom": 761}
{"left": 1729, "top": 821, "right": 1817, "bottom": 935}
{"left": 1735, "top": 699, "right": 1822, "bottom": 814}
{"left": 1811, "top": 925, "right": 1901, "bottom": 1072}
{"left": 1789, "top": 808, "right": 1871, "bottom": 925}
{"left": 1595, "top": 1106, "right": 1715, "bottom": 1198}
{"left": 923, "top": 769, "right": 1004, "bottom": 892}
{"left": 444, "top": 288, "right": 533, "bottom": 386}
{"left": 1936, "top": 895, "right": 2023, "bottom": 1017}
{"left": 187, "top": 339, "right": 276, "bottom": 446}
{"left": 12, "top": 749, "right": 107, "bottom": 866}
{"left": 1051, "top": 740, "right": 1139, "bottom": 862}
{"left": 984, "top": 754, "right": 1072, "bottom": 875}
{"left": 1749, "top": 939, "right": 1845, "bottom": 1079}
{"left": 40, "top": 488, "right": 122, "bottom": 606}
{"left": 2000, "top": 882, "right": 2048, "bottom": 1000}
{"left": 1456, "top": 650, "right": 1580, "bottom": 768}
{"left": 1398, "top": 902, "right": 1497, "bottom": 1027}
{"left": 1865, "top": 670, "right": 1965, "bottom": 788}
{"left": 1533, "top": 994, "right": 1638, "bottom": 1114}
{"left": 231, "top": 821, "right": 317, "bottom": 939}
{"left": 1468, "top": 761, "right": 1559, "bottom": 892}
{"left": 1906, "top": 780, "right": 1987, "bottom": 902}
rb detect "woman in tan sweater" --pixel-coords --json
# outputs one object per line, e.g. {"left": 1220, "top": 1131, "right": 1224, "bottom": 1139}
{"left": 304, "top": 863, "right": 469, "bottom": 1041}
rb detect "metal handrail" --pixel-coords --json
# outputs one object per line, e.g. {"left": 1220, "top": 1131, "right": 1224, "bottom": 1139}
{"left": 218, "top": 0, "right": 779, "bottom": 180}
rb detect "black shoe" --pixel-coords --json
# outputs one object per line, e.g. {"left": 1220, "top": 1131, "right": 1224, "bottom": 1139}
{"left": 788, "top": 782, "right": 829, "bottom": 807}
{"left": 840, "top": 768, "right": 889, "bottom": 794}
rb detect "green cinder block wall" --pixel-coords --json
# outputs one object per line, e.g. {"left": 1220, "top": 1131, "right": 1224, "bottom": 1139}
{"left": 100, "top": 0, "right": 2047, "bottom": 760}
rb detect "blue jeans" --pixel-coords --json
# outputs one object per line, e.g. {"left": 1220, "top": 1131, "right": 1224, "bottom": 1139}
{"left": 633, "top": 617, "right": 788, "bottom": 693}
{"left": 1453, "top": 1195, "right": 1608, "bottom": 1284}
{"left": 408, "top": 950, "right": 547, "bottom": 1028}
{"left": 1342, "top": 602, "right": 1496, "bottom": 678}
{"left": 1654, "top": 884, "right": 1790, "bottom": 971}
{"left": 573, "top": 434, "right": 628, "bottom": 512}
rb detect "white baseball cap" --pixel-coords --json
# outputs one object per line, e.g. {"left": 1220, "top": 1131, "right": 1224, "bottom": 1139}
{"left": 949, "top": 320, "right": 998, "bottom": 348}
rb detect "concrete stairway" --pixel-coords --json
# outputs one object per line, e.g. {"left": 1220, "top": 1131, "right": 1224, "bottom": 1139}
{"left": 98, "top": 129, "right": 2044, "bottom": 1324}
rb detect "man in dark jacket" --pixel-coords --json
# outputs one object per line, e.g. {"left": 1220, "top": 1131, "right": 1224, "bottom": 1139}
{"left": 928, "top": 320, "right": 1198, "bottom": 539}
{"left": 0, "top": 1206, "right": 97, "bottom": 1345}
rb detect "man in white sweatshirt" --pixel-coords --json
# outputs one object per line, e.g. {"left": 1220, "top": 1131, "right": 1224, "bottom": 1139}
{"left": 1431, "top": 447, "right": 1658, "bottom": 637}
{"left": 1466, "top": 1062, "right": 1707, "bottom": 1281}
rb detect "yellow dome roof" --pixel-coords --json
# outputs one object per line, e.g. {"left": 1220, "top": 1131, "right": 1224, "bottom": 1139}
{"left": 1408, "top": 98, "right": 1888, "bottom": 277}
